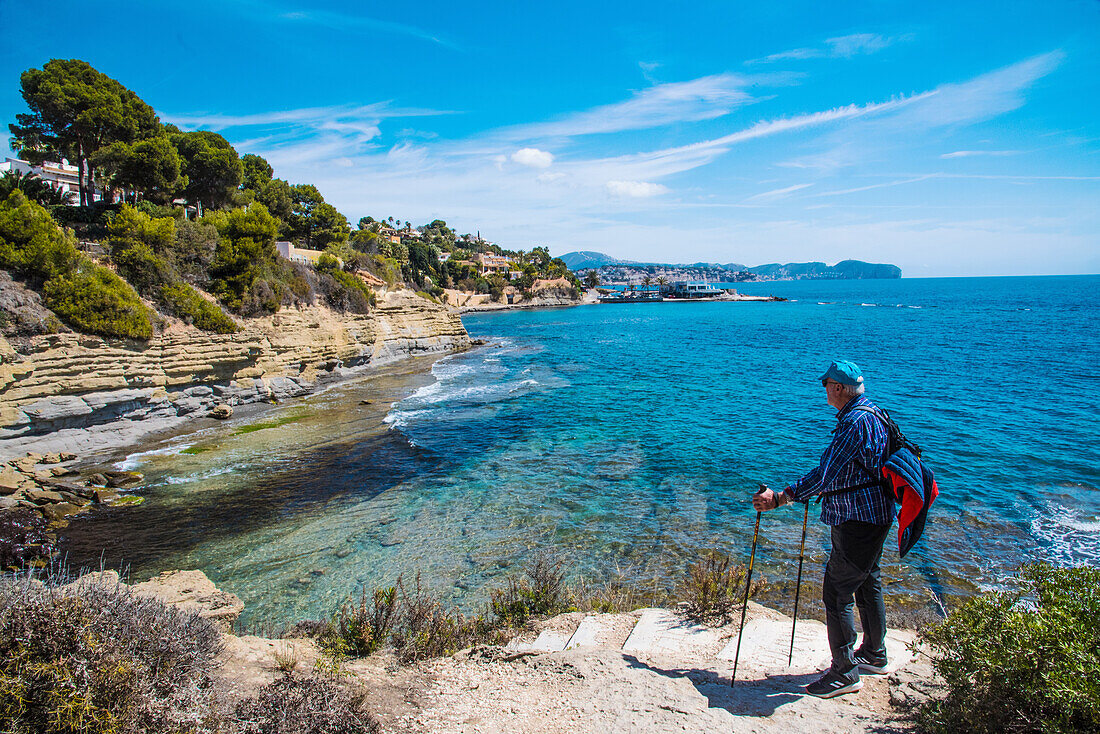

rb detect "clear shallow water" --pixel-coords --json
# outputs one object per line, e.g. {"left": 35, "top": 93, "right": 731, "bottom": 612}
{"left": 60, "top": 276, "right": 1100, "bottom": 624}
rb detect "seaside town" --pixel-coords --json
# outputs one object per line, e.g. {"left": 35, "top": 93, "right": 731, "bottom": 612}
{"left": 1, "top": 5, "right": 1098, "bottom": 730}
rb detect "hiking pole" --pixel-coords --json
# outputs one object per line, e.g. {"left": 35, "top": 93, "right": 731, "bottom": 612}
{"left": 731, "top": 484, "right": 765, "bottom": 686}
{"left": 788, "top": 500, "right": 809, "bottom": 667}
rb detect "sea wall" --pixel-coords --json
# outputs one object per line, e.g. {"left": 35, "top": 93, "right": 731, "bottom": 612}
{"left": 0, "top": 289, "right": 469, "bottom": 459}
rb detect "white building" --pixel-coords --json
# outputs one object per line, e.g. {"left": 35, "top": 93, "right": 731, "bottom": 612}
{"left": 0, "top": 157, "right": 96, "bottom": 202}
{"left": 276, "top": 241, "right": 330, "bottom": 265}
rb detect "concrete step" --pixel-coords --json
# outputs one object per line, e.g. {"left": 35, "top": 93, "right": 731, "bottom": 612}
{"left": 620, "top": 608, "right": 725, "bottom": 656}
{"left": 563, "top": 613, "right": 638, "bottom": 650}
{"left": 717, "top": 617, "right": 917, "bottom": 676}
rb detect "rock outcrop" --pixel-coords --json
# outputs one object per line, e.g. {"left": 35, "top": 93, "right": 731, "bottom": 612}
{"left": 450, "top": 278, "right": 583, "bottom": 312}
{"left": 0, "top": 290, "right": 469, "bottom": 458}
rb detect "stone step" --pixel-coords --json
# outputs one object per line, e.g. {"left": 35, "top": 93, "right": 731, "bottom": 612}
{"left": 564, "top": 615, "right": 603, "bottom": 650}
{"left": 717, "top": 617, "right": 916, "bottom": 676}
{"left": 529, "top": 628, "right": 571, "bottom": 652}
{"left": 620, "top": 608, "right": 725, "bottom": 656}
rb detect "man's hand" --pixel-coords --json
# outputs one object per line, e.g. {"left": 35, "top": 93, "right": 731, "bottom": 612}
{"left": 753, "top": 485, "right": 786, "bottom": 512}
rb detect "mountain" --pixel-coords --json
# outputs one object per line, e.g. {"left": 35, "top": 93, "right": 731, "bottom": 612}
{"left": 558, "top": 252, "right": 901, "bottom": 280}
{"left": 558, "top": 251, "right": 640, "bottom": 270}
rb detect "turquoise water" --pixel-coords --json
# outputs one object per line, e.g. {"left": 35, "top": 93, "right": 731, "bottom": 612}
{"left": 60, "top": 276, "right": 1100, "bottom": 623}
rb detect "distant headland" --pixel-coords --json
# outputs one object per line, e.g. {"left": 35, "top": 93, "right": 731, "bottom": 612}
{"left": 560, "top": 251, "right": 902, "bottom": 282}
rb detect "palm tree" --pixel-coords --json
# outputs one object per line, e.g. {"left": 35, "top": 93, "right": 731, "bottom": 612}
{"left": 0, "top": 170, "right": 75, "bottom": 206}
{"left": 642, "top": 275, "right": 653, "bottom": 295}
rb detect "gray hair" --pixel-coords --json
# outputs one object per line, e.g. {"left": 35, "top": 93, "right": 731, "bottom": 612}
{"left": 840, "top": 382, "right": 866, "bottom": 399}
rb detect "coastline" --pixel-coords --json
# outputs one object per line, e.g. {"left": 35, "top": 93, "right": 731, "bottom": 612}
{"left": 0, "top": 289, "right": 469, "bottom": 462}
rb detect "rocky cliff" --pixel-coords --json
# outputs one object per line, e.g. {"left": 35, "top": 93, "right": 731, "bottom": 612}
{"left": 0, "top": 289, "right": 469, "bottom": 458}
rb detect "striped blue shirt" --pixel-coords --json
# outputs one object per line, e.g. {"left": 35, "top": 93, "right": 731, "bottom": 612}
{"left": 787, "top": 395, "right": 894, "bottom": 526}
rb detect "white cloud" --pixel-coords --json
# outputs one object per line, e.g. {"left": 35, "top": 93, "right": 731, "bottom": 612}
{"left": 605, "top": 180, "right": 669, "bottom": 198}
{"left": 536, "top": 172, "right": 566, "bottom": 183}
{"left": 744, "top": 183, "right": 814, "bottom": 201}
{"left": 941, "top": 149, "right": 1022, "bottom": 158}
{"left": 815, "top": 175, "right": 938, "bottom": 197}
{"left": 825, "top": 33, "right": 895, "bottom": 57}
{"left": 748, "top": 32, "right": 911, "bottom": 64}
{"left": 511, "top": 148, "right": 554, "bottom": 168}
{"left": 162, "top": 102, "right": 449, "bottom": 132}
{"left": 888, "top": 51, "right": 1064, "bottom": 128}
{"left": 222, "top": 0, "right": 458, "bottom": 49}
{"left": 499, "top": 73, "right": 758, "bottom": 140}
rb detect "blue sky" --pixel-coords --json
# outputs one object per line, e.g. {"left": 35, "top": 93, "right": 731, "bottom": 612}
{"left": 1, "top": 1, "right": 1098, "bottom": 276}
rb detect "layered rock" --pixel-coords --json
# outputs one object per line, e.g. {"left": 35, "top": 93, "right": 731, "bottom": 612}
{"left": 450, "top": 277, "right": 583, "bottom": 312}
{"left": 0, "top": 290, "right": 469, "bottom": 458}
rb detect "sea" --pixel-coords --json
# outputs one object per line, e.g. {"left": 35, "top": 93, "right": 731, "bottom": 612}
{"left": 58, "top": 275, "right": 1100, "bottom": 625}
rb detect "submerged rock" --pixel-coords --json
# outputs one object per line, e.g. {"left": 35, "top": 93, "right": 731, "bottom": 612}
{"left": 105, "top": 470, "right": 143, "bottom": 488}
{"left": 41, "top": 501, "right": 81, "bottom": 522}
{"left": 209, "top": 404, "right": 233, "bottom": 419}
{"left": 0, "top": 507, "right": 53, "bottom": 568}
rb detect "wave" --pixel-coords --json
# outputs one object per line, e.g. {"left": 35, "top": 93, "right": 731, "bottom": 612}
{"left": 1030, "top": 503, "right": 1100, "bottom": 565}
{"left": 117, "top": 443, "right": 195, "bottom": 470}
{"left": 163, "top": 465, "right": 236, "bottom": 485}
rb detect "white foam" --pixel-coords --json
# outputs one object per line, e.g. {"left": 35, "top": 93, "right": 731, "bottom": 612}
{"left": 1030, "top": 503, "right": 1100, "bottom": 565}
{"left": 117, "top": 443, "right": 194, "bottom": 470}
{"left": 163, "top": 465, "right": 235, "bottom": 484}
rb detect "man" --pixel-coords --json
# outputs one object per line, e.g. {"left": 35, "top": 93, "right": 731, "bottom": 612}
{"left": 753, "top": 359, "right": 894, "bottom": 699}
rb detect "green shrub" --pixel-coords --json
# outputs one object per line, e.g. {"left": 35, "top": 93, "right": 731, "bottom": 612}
{"left": 313, "top": 256, "right": 373, "bottom": 313}
{"left": 391, "top": 575, "right": 497, "bottom": 663}
{"left": 159, "top": 283, "right": 238, "bottom": 333}
{"left": 679, "top": 551, "right": 767, "bottom": 626}
{"left": 489, "top": 555, "right": 568, "bottom": 627}
{"left": 917, "top": 563, "right": 1100, "bottom": 733}
{"left": 43, "top": 262, "right": 155, "bottom": 340}
{"left": 321, "top": 586, "right": 399, "bottom": 658}
{"left": 113, "top": 241, "right": 175, "bottom": 295}
{"left": 0, "top": 190, "right": 82, "bottom": 282}
{"left": 207, "top": 203, "right": 280, "bottom": 312}
{"left": 172, "top": 218, "right": 218, "bottom": 284}
{"left": 49, "top": 203, "right": 116, "bottom": 240}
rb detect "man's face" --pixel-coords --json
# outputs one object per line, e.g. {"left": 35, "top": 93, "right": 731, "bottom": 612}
{"left": 822, "top": 379, "right": 845, "bottom": 410}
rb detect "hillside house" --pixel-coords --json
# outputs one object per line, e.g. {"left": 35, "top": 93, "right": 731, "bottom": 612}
{"left": 474, "top": 253, "right": 513, "bottom": 274}
{"left": 1, "top": 157, "right": 92, "bottom": 202}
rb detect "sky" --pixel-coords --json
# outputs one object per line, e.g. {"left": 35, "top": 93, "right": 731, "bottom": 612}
{"left": 1, "top": 1, "right": 1098, "bottom": 276}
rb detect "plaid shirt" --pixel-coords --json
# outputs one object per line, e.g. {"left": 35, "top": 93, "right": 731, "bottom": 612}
{"left": 787, "top": 395, "right": 894, "bottom": 526}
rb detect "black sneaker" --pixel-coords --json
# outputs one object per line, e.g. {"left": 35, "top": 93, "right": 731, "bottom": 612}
{"left": 805, "top": 669, "right": 863, "bottom": 698}
{"left": 853, "top": 650, "right": 889, "bottom": 675}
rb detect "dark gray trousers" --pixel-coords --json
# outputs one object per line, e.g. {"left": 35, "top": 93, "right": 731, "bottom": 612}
{"left": 823, "top": 520, "right": 891, "bottom": 675}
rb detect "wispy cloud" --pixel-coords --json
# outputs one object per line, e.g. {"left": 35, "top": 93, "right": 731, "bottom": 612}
{"left": 221, "top": 0, "right": 458, "bottom": 49}
{"left": 777, "top": 51, "right": 1065, "bottom": 171}
{"left": 825, "top": 33, "right": 903, "bottom": 57}
{"left": 816, "top": 175, "right": 938, "bottom": 197}
{"left": 748, "top": 32, "right": 911, "bottom": 64}
{"left": 744, "top": 183, "right": 814, "bottom": 201}
{"left": 498, "top": 73, "right": 760, "bottom": 140}
{"left": 163, "top": 102, "right": 452, "bottom": 132}
{"left": 888, "top": 51, "right": 1064, "bottom": 128}
{"left": 941, "top": 149, "right": 1022, "bottom": 158}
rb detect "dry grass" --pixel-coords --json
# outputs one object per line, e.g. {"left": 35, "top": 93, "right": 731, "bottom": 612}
{"left": 0, "top": 569, "right": 224, "bottom": 734}
{"left": 679, "top": 550, "right": 768, "bottom": 626}
{"left": 233, "top": 675, "right": 380, "bottom": 734}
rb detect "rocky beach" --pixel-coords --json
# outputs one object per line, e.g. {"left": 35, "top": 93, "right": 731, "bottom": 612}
{"left": 0, "top": 288, "right": 468, "bottom": 460}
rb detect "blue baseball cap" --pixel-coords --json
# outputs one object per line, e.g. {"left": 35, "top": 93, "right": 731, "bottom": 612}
{"left": 820, "top": 360, "right": 864, "bottom": 386}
